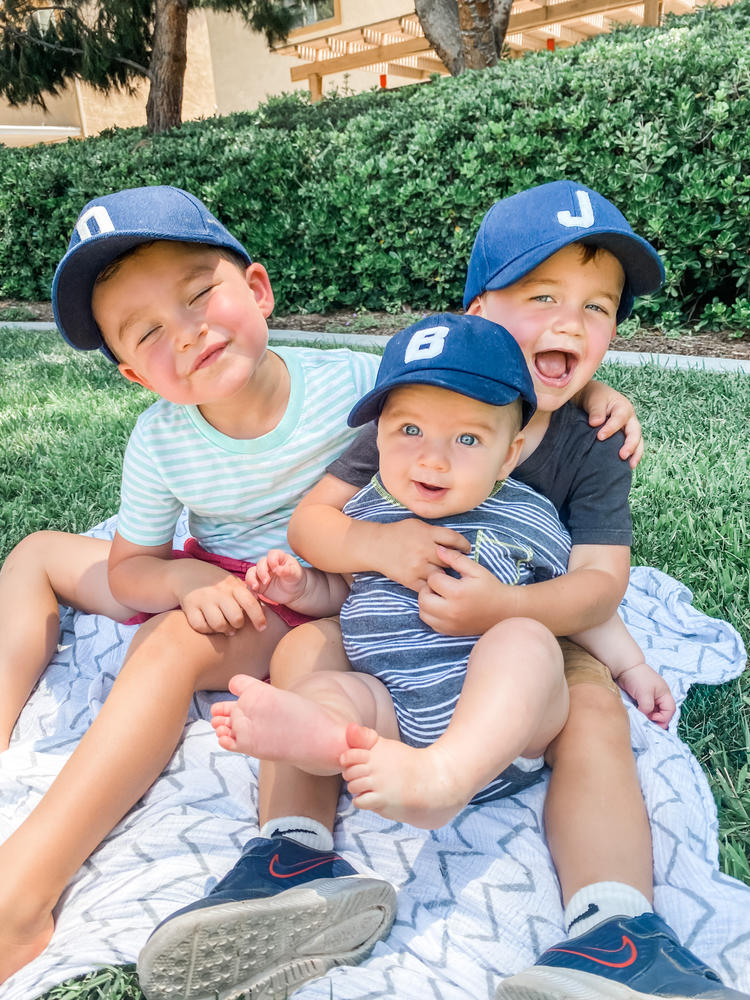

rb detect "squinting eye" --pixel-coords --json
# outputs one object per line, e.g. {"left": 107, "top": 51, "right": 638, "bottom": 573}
{"left": 190, "top": 286, "right": 213, "bottom": 305}
{"left": 402, "top": 424, "right": 421, "bottom": 436}
{"left": 458, "top": 433, "right": 478, "bottom": 446}
{"left": 138, "top": 327, "right": 159, "bottom": 345}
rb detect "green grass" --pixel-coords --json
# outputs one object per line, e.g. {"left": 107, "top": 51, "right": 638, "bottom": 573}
{"left": 1, "top": 331, "right": 748, "bottom": 1000}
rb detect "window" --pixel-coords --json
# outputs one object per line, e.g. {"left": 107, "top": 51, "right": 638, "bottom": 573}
{"left": 284, "top": 1, "right": 337, "bottom": 31}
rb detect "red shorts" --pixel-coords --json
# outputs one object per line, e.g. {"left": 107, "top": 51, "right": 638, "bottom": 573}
{"left": 123, "top": 538, "right": 314, "bottom": 629}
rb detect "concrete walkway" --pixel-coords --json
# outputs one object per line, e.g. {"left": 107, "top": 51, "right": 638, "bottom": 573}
{"left": 4, "top": 320, "right": 750, "bottom": 375}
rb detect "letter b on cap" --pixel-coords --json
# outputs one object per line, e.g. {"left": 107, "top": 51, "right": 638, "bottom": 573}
{"left": 404, "top": 325, "right": 448, "bottom": 364}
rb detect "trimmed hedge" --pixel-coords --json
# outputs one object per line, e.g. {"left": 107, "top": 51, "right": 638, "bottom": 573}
{"left": 1, "top": 0, "right": 748, "bottom": 330}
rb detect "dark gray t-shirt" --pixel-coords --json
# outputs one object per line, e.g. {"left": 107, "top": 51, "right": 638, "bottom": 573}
{"left": 326, "top": 402, "right": 632, "bottom": 547}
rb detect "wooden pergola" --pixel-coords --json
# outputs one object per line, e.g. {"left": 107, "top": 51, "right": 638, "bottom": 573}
{"left": 275, "top": 0, "right": 728, "bottom": 100}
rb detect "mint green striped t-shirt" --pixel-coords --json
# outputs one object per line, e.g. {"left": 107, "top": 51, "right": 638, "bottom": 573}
{"left": 116, "top": 345, "right": 379, "bottom": 559}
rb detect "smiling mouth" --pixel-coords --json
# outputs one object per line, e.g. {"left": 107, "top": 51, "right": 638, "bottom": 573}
{"left": 414, "top": 481, "right": 448, "bottom": 499}
{"left": 533, "top": 350, "right": 578, "bottom": 387}
{"left": 191, "top": 343, "right": 226, "bottom": 373}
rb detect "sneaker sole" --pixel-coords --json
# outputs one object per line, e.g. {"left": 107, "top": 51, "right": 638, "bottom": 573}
{"left": 495, "top": 966, "right": 713, "bottom": 1000}
{"left": 137, "top": 875, "right": 397, "bottom": 1000}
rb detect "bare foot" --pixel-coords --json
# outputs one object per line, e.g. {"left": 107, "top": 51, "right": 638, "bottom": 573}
{"left": 340, "top": 724, "right": 469, "bottom": 829}
{"left": 210, "top": 674, "right": 347, "bottom": 774}
{"left": 0, "top": 907, "right": 54, "bottom": 984}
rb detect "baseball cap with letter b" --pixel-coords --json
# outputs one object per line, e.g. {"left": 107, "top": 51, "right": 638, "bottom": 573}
{"left": 348, "top": 313, "right": 537, "bottom": 429}
{"left": 52, "top": 185, "right": 251, "bottom": 361}
{"left": 463, "top": 180, "right": 664, "bottom": 322}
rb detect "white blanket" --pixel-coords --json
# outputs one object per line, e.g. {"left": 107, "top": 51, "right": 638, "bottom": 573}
{"left": 2, "top": 519, "right": 749, "bottom": 999}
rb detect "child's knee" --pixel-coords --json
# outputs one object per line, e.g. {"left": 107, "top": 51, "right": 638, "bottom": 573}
{"left": 4, "top": 530, "right": 56, "bottom": 570}
{"left": 486, "top": 618, "right": 563, "bottom": 675}
{"left": 269, "top": 617, "right": 346, "bottom": 689}
{"left": 549, "top": 682, "right": 630, "bottom": 767}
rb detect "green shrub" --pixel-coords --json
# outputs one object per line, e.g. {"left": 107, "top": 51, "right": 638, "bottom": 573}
{"left": 0, "top": 0, "right": 748, "bottom": 330}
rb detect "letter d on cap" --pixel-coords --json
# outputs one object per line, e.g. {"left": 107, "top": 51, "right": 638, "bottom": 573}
{"left": 75, "top": 205, "right": 116, "bottom": 242}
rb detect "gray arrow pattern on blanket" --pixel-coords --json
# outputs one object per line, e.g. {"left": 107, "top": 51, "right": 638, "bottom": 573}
{"left": 1, "top": 524, "right": 749, "bottom": 1000}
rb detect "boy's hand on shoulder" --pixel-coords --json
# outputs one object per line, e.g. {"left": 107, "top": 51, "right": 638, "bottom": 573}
{"left": 576, "top": 379, "right": 644, "bottom": 469}
{"left": 615, "top": 660, "right": 676, "bottom": 729}
{"left": 245, "top": 549, "right": 306, "bottom": 607}
{"left": 418, "top": 545, "right": 512, "bottom": 636}
{"left": 374, "top": 520, "right": 471, "bottom": 592}
{"left": 172, "top": 559, "right": 267, "bottom": 636}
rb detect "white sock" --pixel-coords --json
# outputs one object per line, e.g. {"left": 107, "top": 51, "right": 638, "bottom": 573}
{"left": 260, "top": 816, "right": 334, "bottom": 853}
{"left": 564, "top": 882, "right": 653, "bottom": 937}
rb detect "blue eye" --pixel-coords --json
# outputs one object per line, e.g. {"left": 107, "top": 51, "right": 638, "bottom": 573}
{"left": 458, "top": 433, "right": 478, "bottom": 446}
{"left": 402, "top": 424, "right": 421, "bottom": 436}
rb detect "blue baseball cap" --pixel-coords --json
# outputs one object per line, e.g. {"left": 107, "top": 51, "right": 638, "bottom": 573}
{"left": 463, "top": 180, "right": 665, "bottom": 323}
{"left": 348, "top": 313, "right": 536, "bottom": 429}
{"left": 52, "top": 185, "right": 251, "bottom": 361}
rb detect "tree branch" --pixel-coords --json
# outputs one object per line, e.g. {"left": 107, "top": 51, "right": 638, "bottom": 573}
{"left": 2, "top": 23, "right": 151, "bottom": 76}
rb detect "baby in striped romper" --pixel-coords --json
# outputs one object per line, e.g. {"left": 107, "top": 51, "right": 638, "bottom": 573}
{"left": 212, "top": 312, "right": 650, "bottom": 830}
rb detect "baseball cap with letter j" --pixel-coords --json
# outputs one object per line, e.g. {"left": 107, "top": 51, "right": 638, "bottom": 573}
{"left": 463, "top": 180, "right": 664, "bottom": 323}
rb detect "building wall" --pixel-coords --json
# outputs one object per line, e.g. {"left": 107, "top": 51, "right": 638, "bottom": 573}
{"left": 207, "top": 0, "right": 415, "bottom": 114}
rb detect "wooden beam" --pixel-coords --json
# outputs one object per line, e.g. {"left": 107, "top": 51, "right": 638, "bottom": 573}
{"left": 309, "top": 72, "right": 323, "bottom": 102}
{"left": 510, "top": 0, "right": 643, "bottom": 31}
{"left": 386, "top": 62, "right": 430, "bottom": 80}
{"left": 290, "top": 36, "right": 432, "bottom": 82}
{"left": 643, "top": 0, "right": 662, "bottom": 22}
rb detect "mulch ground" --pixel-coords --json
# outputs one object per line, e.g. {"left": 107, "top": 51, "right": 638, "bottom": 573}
{"left": 3, "top": 301, "right": 749, "bottom": 361}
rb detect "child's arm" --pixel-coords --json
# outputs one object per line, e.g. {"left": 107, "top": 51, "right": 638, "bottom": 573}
{"left": 108, "top": 532, "right": 267, "bottom": 636}
{"left": 574, "top": 380, "right": 643, "bottom": 468}
{"left": 246, "top": 549, "right": 349, "bottom": 618}
{"left": 568, "top": 614, "right": 676, "bottom": 729}
{"left": 288, "top": 474, "right": 471, "bottom": 592}
{"left": 416, "top": 542, "right": 631, "bottom": 638}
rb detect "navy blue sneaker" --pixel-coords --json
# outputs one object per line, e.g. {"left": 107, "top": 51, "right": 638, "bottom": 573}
{"left": 495, "top": 913, "right": 750, "bottom": 999}
{"left": 137, "top": 835, "right": 397, "bottom": 1000}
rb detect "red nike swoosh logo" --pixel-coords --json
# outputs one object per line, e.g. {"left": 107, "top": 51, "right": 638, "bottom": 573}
{"left": 268, "top": 853, "right": 337, "bottom": 879}
{"left": 551, "top": 935, "right": 637, "bottom": 969}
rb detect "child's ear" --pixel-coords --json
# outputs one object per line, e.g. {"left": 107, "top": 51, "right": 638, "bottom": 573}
{"left": 465, "top": 295, "right": 483, "bottom": 317}
{"left": 498, "top": 431, "right": 524, "bottom": 480}
{"left": 245, "top": 262, "right": 275, "bottom": 318}
{"left": 118, "top": 363, "right": 153, "bottom": 391}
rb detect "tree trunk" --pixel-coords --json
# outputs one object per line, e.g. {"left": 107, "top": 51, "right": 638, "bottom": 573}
{"left": 489, "top": 0, "right": 514, "bottom": 54}
{"left": 414, "top": 0, "right": 465, "bottom": 75}
{"left": 145, "top": 0, "right": 188, "bottom": 134}
{"left": 456, "top": 0, "right": 498, "bottom": 69}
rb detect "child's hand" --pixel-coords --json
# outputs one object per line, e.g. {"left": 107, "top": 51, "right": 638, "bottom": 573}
{"left": 577, "top": 380, "right": 644, "bottom": 469}
{"left": 417, "top": 545, "right": 508, "bottom": 636}
{"left": 173, "top": 560, "right": 267, "bottom": 636}
{"left": 615, "top": 661, "right": 676, "bottom": 729}
{"left": 373, "top": 520, "right": 471, "bottom": 592}
{"left": 246, "top": 549, "right": 307, "bottom": 607}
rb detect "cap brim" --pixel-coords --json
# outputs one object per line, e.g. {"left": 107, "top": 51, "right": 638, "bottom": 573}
{"left": 53, "top": 233, "right": 162, "bottom": 352}
{"left": 487, "top": 229, "right": 662, "bottom": 294}
{"left": 348, "top": 369, "right": 534, "bottom": 428}
{"left": 465, "top": 228, "right": 664, "bottom": 321}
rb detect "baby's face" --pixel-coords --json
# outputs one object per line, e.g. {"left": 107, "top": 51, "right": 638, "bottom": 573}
{"left": 376, "top": 384, "right": 523, "bottom": 520}
{"left": 470, "top": 244, "right": 624, "bottom": 416}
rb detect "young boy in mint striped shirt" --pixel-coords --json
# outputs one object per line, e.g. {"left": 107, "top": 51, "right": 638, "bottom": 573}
{"left": 0, "top": 185, "right": 386, "bottom": 985}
